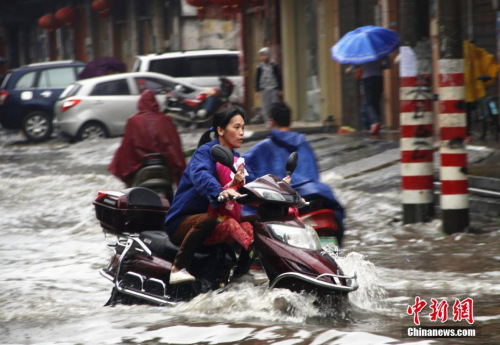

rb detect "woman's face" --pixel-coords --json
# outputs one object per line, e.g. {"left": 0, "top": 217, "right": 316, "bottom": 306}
{"left": 217, "top": 114, "right": 245, "bottom": 150}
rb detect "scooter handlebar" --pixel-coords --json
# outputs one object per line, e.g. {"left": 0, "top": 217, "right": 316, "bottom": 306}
{"left": 217, "top": 194, "right": 247, "bottom": 203}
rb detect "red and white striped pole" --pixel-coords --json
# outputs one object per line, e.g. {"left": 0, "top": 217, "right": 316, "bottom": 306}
{"left": 400, "top": 46, "right": 435, "bottom": 224}
{"left": 438, "top": 59, "right": 469, "bottom": 233}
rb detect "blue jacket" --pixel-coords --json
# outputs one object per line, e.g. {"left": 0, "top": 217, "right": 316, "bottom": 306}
{"left": 165, "top": 139, "right": 242, "bottom": 235}
{"left": 243, "top": 130, "right": 343, "bottom": 210}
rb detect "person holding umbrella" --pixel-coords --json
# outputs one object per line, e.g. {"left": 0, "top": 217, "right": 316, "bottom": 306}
{"left": 346, "top": 57, "right": 391, "bottom": 135}
{"left": 331, "top": 26, "right": 399, "bottom": 136}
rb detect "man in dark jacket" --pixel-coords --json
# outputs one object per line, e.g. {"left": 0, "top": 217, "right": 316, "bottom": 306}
{"left": 255, "top": 47, "right": 282, "bottom": 124}
{"left": 109, "top": 89, "right": 186, "bottom": 188}
{"left": 244, "top": 102, "right": 345, "bottom": 245}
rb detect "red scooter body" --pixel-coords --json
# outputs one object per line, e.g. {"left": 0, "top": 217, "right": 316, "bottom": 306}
{"left": 95, "top": 146, "right": 357, "bottom": 306}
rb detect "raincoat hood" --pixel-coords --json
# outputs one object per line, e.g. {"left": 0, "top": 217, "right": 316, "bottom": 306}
{"left": 138, "top": 89, "right": 160, "bottom": 113}
{"left": 270, "top": 129, "right": 305, "bottom": 151}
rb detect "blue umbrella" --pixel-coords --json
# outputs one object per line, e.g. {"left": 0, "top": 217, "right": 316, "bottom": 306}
{"left": 331, "top": 25, "right": 399, "bottom": 64}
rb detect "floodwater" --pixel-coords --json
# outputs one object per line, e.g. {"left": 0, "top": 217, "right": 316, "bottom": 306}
{"left": 0, "top": 131, "right": 499, "bottom": 345}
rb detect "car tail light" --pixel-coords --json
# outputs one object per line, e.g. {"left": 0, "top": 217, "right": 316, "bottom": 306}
{"left": 0, "top": 90, "right": 8, "bottom": 105}
{"left": 61, "top": 99, "right": 82, "bottom": 112}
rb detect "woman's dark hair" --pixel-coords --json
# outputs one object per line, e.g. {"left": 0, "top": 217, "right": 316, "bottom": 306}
{"left": 197, "top": 105, "right": 246, "bottom": 147}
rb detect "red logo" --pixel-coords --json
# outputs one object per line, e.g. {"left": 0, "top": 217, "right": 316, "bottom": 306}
{"left": 407, "top": 297, "right": 474, "bottom": 325}
{"left": 407, "top": 296, "right": 427, "bottom": 325}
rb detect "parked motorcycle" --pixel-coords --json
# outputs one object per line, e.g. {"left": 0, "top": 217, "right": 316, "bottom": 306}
{"left": 164, "top": 77, "right": 234, "bottom": 126}
{"left": 131, "top": 153, "right": 174, "bottom": 203}
{"left": 94, "top": 145, "right": 358, "bottom": 307}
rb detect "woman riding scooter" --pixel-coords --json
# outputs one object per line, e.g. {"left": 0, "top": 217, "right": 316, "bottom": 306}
{"left": 166, "top": 105, "right": 253, "bottom": 284}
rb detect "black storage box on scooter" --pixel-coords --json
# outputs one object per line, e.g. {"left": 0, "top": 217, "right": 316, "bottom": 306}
{"left": 93, "top": 187, "right": 169, "bottom": 236}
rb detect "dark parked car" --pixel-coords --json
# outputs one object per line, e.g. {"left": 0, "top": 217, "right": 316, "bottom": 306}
{"left": 0, "top": 60, "right": 86, "bottom": 141}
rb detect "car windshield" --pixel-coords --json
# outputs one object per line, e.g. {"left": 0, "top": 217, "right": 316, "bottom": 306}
{"left": 59, "top": 83, "right": 82, "bottom": 99}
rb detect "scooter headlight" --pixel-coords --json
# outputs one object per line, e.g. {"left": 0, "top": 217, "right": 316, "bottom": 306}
{"left": 268, "top": 224, "right": 322, "bottom": 251}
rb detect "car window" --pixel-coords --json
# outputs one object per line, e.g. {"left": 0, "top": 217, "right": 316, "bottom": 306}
{"left": 149, "top": 57, "right": 185, "bottom": 78}
{"left": 14, "top": 71, "right": 36, "bottom": 89}
{"left": 222, "top": 55, "right": 239, "bottom": 76}
{"left": 38, "top": 67, "right": 77, "bottom": 88}
{"left": 76, "top": 66, "right": 85, "bottom": 78}
{"left": 1, "top": 73, "right": 10, "bottom": 88}
{"left": 147, "top": 54, "right": 239, "bottom": 78}
{"left": 59, "top": 83, "right": 82, "bottom": 99}
{"left": 133, "top": 58, "right": 141, "bottom": 72}
{"left": 186, "top": 55, "right": 239, "bottom": 77}
{"left": 188, "top": 56, "right": 221, "bottom": 77}
{"left": 91, "top": 79, "right": 130, "bottom": 96}
{"left": 135, "top": 77, "right": 178, "bottom": 94}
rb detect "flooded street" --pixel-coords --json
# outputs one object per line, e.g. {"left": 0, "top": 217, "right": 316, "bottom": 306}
{"left": 0, "top": 131, "right": 499, "bottom": 344}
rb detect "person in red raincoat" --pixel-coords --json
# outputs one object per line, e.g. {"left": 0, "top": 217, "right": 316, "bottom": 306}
{"left": 108, "top": 89, "right": 186, "bottom": 188}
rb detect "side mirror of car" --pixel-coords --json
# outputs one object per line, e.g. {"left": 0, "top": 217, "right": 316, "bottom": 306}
{"left": 286, "top": 152, "right": 298, "bottom": 177}
{"left": 211, "top": 144, "right": 236, "bottom": 173}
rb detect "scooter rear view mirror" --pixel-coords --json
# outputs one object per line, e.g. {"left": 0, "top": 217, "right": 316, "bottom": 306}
{"left": 211, "top": 144, "right": 237, "bottom": 173}
{"left": 286, "top": 152, "right": 298, "bottom": 177}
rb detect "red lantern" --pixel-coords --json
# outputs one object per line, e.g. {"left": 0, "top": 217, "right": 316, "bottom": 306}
{"left": 55, "top": 7, "right": 76, "bottom": 27}
{"left": 91, "top": 0, "right": 111, "bottom": 16}
{"left": 186, "top": 0, "right": 210, "bottom": 8}
{"left": 211, "top": 0, "right": 246, "bottom": 7}
{"left": 38, "top": 14, "right": 60, "bottom": 31}
{"left": 211, "top": 0, "right": 246, "bottom": 18}
{"left": 197, "top": 7, "right": 207, "bottom": 20}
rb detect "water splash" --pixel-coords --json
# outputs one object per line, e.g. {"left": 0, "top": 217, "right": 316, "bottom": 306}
{"left": 168, "top": 282, "right": 322, "bottom": 324}
{"left": 325, "top": 248, "right": 388, "bottom": 312}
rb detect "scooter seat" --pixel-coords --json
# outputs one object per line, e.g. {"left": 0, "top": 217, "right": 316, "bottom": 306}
{"left": 139, "top": 230, "right": 212, "bottom": 262}
{"left": 123, "top": 187, "right": 163, "bottom": 207}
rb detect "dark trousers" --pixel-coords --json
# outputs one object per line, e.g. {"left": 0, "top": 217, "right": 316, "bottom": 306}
{"left": 363, "top": 75, "right": 383, "bottom": 125}
{"left": 170, "top": 213, "right": 216, "bottom": 270}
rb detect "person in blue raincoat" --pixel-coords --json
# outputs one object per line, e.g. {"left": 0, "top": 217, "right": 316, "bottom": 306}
{"left": 243, "top": 102, "right": 345, "bottom": 244}
{"left": 165, "top": 105, "right": 253, "bottom": 284}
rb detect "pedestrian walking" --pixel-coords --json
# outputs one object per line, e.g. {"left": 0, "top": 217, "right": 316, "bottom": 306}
{"left": 255, "top": 47, "right": 283, "bottom": 125}
{"left": 346, "top": 56, "right": 390, "bottom": 135}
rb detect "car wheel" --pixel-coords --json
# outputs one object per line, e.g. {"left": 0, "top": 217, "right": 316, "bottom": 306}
{"left": 22, "top": 111, "right": 53, "bottom": 141}
{"left": 77, "top": 121, "right": 108, "bottom": 141}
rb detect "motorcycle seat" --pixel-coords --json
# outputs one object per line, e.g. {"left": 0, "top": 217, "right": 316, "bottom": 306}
{"left": 139, "top": 230, "right": 212, "bottom": 262}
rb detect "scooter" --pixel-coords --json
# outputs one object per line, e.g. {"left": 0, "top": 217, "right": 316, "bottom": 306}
{"left": 94, "top": 145, "right": 358, "bottom": 306}
{"left": 164, "top": 77, "right": 234, "bottom": 126}
{"left": 131, "top": 153, "right": 174, "bottom": 203}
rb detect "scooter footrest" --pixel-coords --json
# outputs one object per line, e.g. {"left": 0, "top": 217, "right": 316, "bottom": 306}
{"left": 144, "top": 278, "right": 166, "bottom": 297}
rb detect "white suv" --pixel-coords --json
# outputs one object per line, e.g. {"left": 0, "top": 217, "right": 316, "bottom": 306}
{"left": 132, "top": 50, "right": 243, "bottom": 105}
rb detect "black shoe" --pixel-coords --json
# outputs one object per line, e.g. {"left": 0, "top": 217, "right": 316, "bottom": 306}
{"left": 233, "top": 242, "right": 254, "bottom": 278}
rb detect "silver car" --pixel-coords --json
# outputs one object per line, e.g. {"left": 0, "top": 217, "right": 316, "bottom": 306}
{"left": 53, "top": 72, "right": 202, "bottom": 141}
